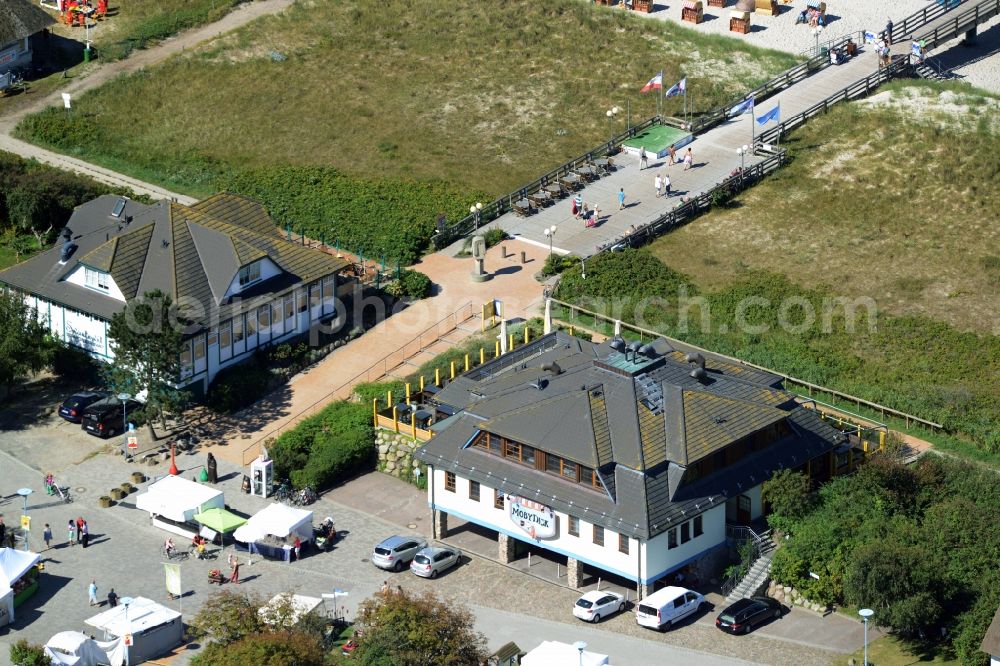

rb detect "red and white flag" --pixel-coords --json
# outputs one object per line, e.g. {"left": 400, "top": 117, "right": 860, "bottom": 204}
{"left": 640, "top": 71, "right": 663, "bottom": 93}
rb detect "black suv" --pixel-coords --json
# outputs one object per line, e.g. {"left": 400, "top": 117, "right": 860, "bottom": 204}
{"left": 715, "top": 596, "right": 783, "bottom": 635}
{"left": 58, "top": 391, "right": 108, "bottom": 423}
{"left": 81, "top": 397, "right": 142, "bottom": 438}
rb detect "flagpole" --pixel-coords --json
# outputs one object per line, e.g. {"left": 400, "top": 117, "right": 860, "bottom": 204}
{"left": 751, "top": 100, "right": 755, "bottom": 147}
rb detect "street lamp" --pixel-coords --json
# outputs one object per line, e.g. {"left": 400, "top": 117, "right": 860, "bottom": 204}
{"left": 543, "top": 226, "right": 557, "bottom": 258}
{"left": 470, "top": 202, "right": 483, "bottom": 229}
{"left": 16, "top": 488, "right": 32, "bottom": 551}
{"left": 117, "top": 392, "right": 131, "bottom": 447}
{"left": 606, "top": 106, "right": 620, "bottom": 142}
{"left": 121, "top": 596, "right": 134, "bottom": 666}
{"left": 859, "top": 608, "right": 874, "bottom": 666}
{"left": 812, "top": 25, "right": 824, "bottom": 56}
{"left": 572, "top": 641, "right": 587, "bottom": 666}
{"left": 736, "top": 144, "right": 749, "bottom": 184}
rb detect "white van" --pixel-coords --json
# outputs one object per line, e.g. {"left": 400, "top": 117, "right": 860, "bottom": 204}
{"left": 635, "top": 586, "right": 705, "bottom": 631}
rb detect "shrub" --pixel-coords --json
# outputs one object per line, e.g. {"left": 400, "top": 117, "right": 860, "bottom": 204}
{"left": 9, "top": 640, "right": 50, "bottom": 666}
{"left": 541, "top": 253, "right": 580, "bottom": 278}
{"left": 482, "top": 227, "right": 508, "bottom": 248}
{"left": 50, "top": 342, "right": 100, "bottom": 382}
{"left": 206, "top": 358, "right": 274, "bottom": 414}
{"left": 399, "top": 270, "right": 432, "bottom": 299}
{"left": 269, "top": 401, "right": 374, "bottom": 490}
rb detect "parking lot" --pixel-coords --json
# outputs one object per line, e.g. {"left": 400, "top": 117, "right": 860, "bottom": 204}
{"left": 0, "top": 384, "right": 866, "bottom": 665}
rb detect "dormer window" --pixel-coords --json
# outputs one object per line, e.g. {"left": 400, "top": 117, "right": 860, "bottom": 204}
{"left": 84, "top": 267, "right": 110, "bottom": 291}
{"left": 238, "top": 260, "right": 262, "bottom": 287}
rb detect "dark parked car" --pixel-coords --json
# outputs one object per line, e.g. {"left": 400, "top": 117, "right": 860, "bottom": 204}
{"left": 81, "top": 397, "right": 142, "bottom": 438}
{"left": 58, "top": 391, "right": 108, "bottom": 423}
{"left": 715, "top": 596, "right": 783, "bottom": 635}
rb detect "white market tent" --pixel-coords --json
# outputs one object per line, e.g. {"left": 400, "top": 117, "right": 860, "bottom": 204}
{"left": 44, "top": 631, "right": 125, "bottom": 666}
{"left": 85, "top": 597, "right": 182, "bottom": 664}
{"left": 258, "top": 593, "right": 324, "bottom": 627}
{"left": 0, "top": 547, "right": 40, "bottom": 626}
{"left": 521, "top": 641, "right": 610, "bottom": 666}
{"left": 233, "top": 503, "right": 313, "bottom": 543}
{"left": 135, "top": 476, "right": 224, "bottom": 537}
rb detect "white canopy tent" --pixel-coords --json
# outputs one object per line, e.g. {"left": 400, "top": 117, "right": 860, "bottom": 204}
{"left": 44, "top": 631, "right": 125, "bottom": 666}
{"left": 85, "top": 597, "right": 182, "bottom": 664}
{"left": 521, "top": 641, "right": 610, "bottom": 666}
{"left": 0, "top": 547, "right": 40, "bottom": 626}
{"left": 233, "top": 503, "right": 313, "bottom": 543}
{"left": 258, "top": 594, "right": 324, "bottom": 627}
{"left": 135, "top": 476, "right": 224, "bottom": 537}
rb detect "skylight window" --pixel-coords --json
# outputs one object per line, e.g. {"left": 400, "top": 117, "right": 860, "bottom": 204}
{"left": 111, "top": 197, "right": 127, "bottom": 219}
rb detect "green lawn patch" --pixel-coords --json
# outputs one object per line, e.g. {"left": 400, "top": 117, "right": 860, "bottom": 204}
{"left": 16, "top": 0, "right": 797, "bottom": 263}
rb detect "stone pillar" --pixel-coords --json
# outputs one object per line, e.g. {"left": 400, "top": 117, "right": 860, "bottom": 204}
{"left": 498, "top": 532, "right": 515, "bottom": 564}
{"left": 433, "top": 510, "right": 448, "bottom": 539}
{"left": 566, "top": 557, "right": 584, "bottom": 589}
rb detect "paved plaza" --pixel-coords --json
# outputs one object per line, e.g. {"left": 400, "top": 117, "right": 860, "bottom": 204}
{"left": 0, "top": 439, "right": 870, "bottom": 665}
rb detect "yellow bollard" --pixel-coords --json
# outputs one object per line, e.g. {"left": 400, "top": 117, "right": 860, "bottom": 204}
{"left": 464, "top": 353, "right": 470, "bottom": 372}
{"left": 392, "top": 406, "right": 399, "bottom": 433}
{"left": 405, "top": 382, "right": 411, "bottom": 403}
{"left": 495, "top": 340, "right": 500, "bottom": 357}
{"left": 419, "top": 375, "right": 425, "bottom": 393}
{"left": 879, "top": 431, "right": 886, "bottom": 452}
{"left": 508, "top": 333, "right": 514, "bottom": 351}
{"left": 411, "top": 416, "right": 417, "bottom": 439}
{"left": 524, "top": 326, "right": 530, "bottom": 344}
{"left": 372, "top": 398, "right": 378, "bottom": 427}
{"left": 569, "top": 325, "right": 574, "bottom": 336}
{"left": 480, "top": 347, "right": 485, "bottom": 365}
{"left": 435, "top": 367, "right": 441, "bottom": 387}
{"left": 482, "top": 303, "right": 487, "bottom": 332}
{"left": 387, "top": 390, "right": 393, "bottom": 409}
{"left": 450, "top": 360, "right": 456, "bottom": 380}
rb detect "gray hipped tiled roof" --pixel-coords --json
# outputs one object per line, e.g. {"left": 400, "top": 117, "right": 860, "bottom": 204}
{"left": 416, "top": 332, "right": 845, "bottom": 540}
{"left": 1, "top": 0, "right": 54, "bottom": 47}
{"left": 0, "top": 194, "right": 349, "bottom": 329}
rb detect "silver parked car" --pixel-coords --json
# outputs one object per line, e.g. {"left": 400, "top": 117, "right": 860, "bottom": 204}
{"left": 371, "top": 535, "right": 428, "bottom": 571}
{"left": 409, "top": 546, "right": 461, "bottom": 578}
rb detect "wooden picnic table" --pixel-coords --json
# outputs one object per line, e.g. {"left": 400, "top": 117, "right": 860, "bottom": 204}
{"left": 513, "top": 198, "right": 533, "bottom": 216}
{"left": 559, "top": 173, "right": 582, "bottom": 190}
{"left": 528, "top": 191, "right": 552, "bottom": 207}
{"left": 576, "top": 165, "right": 597, "bottom": 180}
{"left": 592, "top": 157, "right": 614, "bottom": 173}
{"left": 543, "top": 183, "right": 564, "bottom": 197}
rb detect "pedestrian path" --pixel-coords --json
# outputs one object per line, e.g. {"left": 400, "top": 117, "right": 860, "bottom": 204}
{"left": 201, "top": 241, "right": 549, "bottom": 466}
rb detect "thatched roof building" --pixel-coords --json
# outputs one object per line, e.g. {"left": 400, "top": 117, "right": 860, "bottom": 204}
{"left": 1, "top": 0, "right": 55, "bottom": 49}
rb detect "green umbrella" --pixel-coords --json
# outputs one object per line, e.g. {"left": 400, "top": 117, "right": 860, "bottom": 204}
{"left": 193, "top": 508, "right": 247, "bottom": 551}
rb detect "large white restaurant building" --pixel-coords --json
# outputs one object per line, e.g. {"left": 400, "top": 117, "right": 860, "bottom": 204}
{"left": 416, "top": 332, "right": 847, "bottom": 596}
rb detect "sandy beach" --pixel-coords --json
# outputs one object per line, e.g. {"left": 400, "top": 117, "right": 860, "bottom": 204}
{"left": 626, "top": 0, "right": 1000, "bottom": 93}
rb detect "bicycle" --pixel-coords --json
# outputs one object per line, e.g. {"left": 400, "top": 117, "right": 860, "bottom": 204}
{"left": 295, "top": 486, "right": 318, "bottom": 506}
{"left": 274, "top": 480, "right": 294, "bottom": 503}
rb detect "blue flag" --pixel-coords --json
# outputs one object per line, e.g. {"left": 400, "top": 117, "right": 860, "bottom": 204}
{"left": 756, "top": 104, "right": 780, "bottom": 126}
{"left": 665, "top": 77, "right": 687, "bottom": 98}
{"left": 730, "top": 97, "right": 754, "bottom": 117}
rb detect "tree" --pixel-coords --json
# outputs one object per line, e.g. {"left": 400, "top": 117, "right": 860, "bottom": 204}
{"left": 0, "top": 289, "right": 55, "bottom": 398}
{"left": 353, "top": 589, "right": 488, "bottom": 666}
{"left": 761, "top": 469, "right": 813, "bottom": 532}
{"left": 106, "top": 289, "right": 189, "bottom": 437}
{"left": 190, "top": 589, "right": 266, "bottom": 645}
{"left": 194, "top": 631, "right": 326, "bottom": 666}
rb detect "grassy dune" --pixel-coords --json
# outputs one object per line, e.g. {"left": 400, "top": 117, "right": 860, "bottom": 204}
{"left": 648, "top": 81, "right": 1000, "bottom": 336}
{"left": 17, "top": 0, "right": 798, "bottom": 197}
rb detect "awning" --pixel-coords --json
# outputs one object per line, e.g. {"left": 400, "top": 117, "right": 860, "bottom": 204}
{"left": 193, "top": 508, "right": 247, "bottom": 534}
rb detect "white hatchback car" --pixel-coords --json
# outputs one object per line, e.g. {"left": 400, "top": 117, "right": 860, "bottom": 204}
{"left": 573, "top": 590, "right": 626, "bottom": 623}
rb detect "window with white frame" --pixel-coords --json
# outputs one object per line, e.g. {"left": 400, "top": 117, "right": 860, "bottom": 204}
{"left": 238, "top": 261, "right": 261, "bottom": 287}
{"left": 84, "top": 267, "right": 110, "bottom": 291}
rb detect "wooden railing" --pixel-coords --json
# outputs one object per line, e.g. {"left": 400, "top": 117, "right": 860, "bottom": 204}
{"left": 912, "top": 0, "right": 1000, "bottom": 49}
{"left": 431, "top": 117, "right": 661, "bottom": 249}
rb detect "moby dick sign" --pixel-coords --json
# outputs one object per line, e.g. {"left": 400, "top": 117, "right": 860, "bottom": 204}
{"left": 507, "top": 495, "right": 556, "bottom": 539}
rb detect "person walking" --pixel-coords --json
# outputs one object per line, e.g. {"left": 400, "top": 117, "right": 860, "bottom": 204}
{"left": 81, "top": 520, "right": 90, "bottom": 548}
{"left": 67, "top": 519, "right": 76, "bottom": 546}
{"left": 885, "top": 18, "right": 893, "bottom": 45}
{"left": 683, "top": 148, "right": 693, "bottom": 170}
{"left": 88, "top": 580, "right": 98, "bottom": 606}
{"left": 654, "top": 173, "right": 663, "bottom": 198}
{"left": 573, "top": 194, "right": 583, "bottom": 218}
{"left": 230, "top": 559, "right": 241, "bottom": 585}
{"left": 663, "top": 173, "right": 672, "bottom": 197}
{"left": 617, "top": 187, "right": 625, "bottom": 210}
{"left": 107, "top": 588, "right": 118, "bottom": 608}
{"left": 75, "top": 517, "right": 84, "bottom": 545}
{"left": 293, "top": 535, "right": 301, "bottom": 561}
{"left": 639, "top": 147, "right": 648, "bottom": 170}
{"left": 668, "top": 144, "right": 677, "bottom": 166}
{"left": 43, "top": 524, "right": 53, "bottom": 550}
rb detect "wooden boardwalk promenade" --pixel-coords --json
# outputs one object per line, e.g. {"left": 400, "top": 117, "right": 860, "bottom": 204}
{"left": 494, "top": 0, "right": 997, "bottom": 257}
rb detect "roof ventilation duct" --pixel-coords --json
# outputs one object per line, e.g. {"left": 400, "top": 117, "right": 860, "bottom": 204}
{"left": 540, "top": 361, "right": 562, "bottom": 376}
{"left": 690, "top": 367, "right": 708, "bottom": 382}
{"left": 58, "top": 228, "right": 76, "bottom": 264}
{"left": 685, "top": 352, "right": 706, "bottom": 370}
{"left": 609, "top": 336, "right": 626, "bottom": 352}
